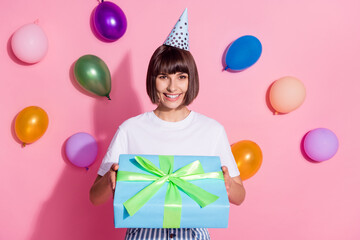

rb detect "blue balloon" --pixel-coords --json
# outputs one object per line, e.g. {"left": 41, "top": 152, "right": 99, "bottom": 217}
{"left": 225, "top": 35, "right": 262, "bottom": 71}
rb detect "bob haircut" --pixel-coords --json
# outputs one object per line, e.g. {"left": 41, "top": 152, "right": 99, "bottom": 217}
{"left": 146, "top": 45, "right": 199, "bottom": 106}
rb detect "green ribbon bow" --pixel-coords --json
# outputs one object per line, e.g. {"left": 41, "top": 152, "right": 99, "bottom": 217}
{"left": 116, "top": 155, "right": 224, "bottom": 228}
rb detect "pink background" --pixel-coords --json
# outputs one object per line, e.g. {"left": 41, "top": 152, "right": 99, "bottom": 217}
{"left": 1, "top": 0, "right": 359, "bottom": 239}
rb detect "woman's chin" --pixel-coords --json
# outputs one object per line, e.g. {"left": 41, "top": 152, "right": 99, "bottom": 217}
{"left": 157, "top": 103, "right": 187, "bottom": 111}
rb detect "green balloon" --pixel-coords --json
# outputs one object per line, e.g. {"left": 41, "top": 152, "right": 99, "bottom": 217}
{"left": 74, "top": 55, "right": 111, "bottom": 99}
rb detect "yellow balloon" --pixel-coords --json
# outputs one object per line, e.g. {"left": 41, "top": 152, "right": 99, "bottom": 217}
{"left": 231, "top": 140, "right": 263, "bottom": 180}
{"left": 15, "top": 106, "right": 49, "bottom": 146}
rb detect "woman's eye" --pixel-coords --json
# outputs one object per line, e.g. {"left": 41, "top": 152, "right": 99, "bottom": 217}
{"left": 158, "top": 75, "right": 167, "bottom": 79}
{"left": 179, "top": 75, "right": 188, "bottom": 79}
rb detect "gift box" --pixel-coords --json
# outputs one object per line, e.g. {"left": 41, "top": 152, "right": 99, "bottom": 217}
{"left": 113, "top": 154, "right": 229, "bottom": 228}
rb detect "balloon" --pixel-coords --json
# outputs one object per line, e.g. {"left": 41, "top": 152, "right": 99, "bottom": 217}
{"left": 74, "top": 54, "right": 111, "bottom": 99}
{"left": 225, "top": 35, "right": 262, "bottom": 71}
{"left": 269, "top": 76, "right": 306, "bottom": 114}
{"left": 15, "top": 106, "right": 49, "bottom": 146}
{"left": 93, "top": 1, "right": 127, "bottom": 41}
{"left": 65, "top": 132, "right": 98, "bottom": 168}
{"left": 231, "top": 140, "right": 263, "bottom": 180}
{"left": 303, "top": 128, "right": 339, "bottom": 162}
{"left": 11, "top": 23, "right": 48, "bottom": 63}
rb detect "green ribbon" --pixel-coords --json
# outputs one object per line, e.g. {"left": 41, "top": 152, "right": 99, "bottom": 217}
{"left": 116, "top": 155, "right": 224, "bottom": 228}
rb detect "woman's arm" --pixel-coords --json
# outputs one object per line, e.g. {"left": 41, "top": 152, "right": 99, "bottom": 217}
{"left": 89, "top": 163, "right": 119, "bottom": 205}
{"left": 222, "top": 166, "right": 246, "bottom": 205}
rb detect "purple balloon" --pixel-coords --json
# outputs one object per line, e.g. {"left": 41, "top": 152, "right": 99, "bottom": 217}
{"left": 65, "top": 132, "right": 98, "bottom": 168}
{"left": 93, "top": 1, "right": 127, "bottom": 41}
{"left": 303, "top": 128, "right": 339, "bottom": 162}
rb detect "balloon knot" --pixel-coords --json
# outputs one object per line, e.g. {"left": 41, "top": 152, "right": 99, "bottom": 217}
{"left": 22, "top": 143, "right": 26, "bottom": 148}
{"left": 106, "top": 95, "right": 111, "bottom": 100}
{"left": 224, "top": 66, "right": 229, "bottom": 71}
{"left": 274, "top": 112, "right": 278, "bottom": 115}
{"left": 85, "top": 167, "right": 89, "bottom": 171}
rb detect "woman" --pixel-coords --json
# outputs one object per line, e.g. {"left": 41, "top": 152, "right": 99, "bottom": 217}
{"left": 90, "top": 9, "right": 245, "bottom": 240}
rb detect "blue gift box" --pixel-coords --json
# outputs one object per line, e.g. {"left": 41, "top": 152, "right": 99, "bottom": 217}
{"left": 113, "top": 154, "right": 229, "bottom": 228}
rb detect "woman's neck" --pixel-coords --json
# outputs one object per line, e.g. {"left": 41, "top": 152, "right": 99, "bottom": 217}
{"left": 153, "top": 106, "right": 191, "bottom": 122}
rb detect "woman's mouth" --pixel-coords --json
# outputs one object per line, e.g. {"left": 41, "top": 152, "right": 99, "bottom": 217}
{"left": 164, "top": 93, "right": 181, "bottom": 101}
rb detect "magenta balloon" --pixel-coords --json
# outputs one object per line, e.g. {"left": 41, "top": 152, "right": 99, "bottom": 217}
{"left": 304, "top": 128, "right": 339, "bottom": 162}
{"left": 93, "top": 1, "right": 127, "bottom": 41}
{"left": 65, "top": 132, "right": 98, "bottom": 168}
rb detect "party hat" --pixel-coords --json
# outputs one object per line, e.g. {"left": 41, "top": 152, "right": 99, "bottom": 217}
{"left": 164, "top": 8, "right": 189, "bottom": 51}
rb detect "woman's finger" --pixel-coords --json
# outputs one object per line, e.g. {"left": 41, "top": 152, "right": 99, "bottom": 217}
{"left": 222, "top": 166, "right": 229, "bottom": 176}
{"left": 111, "top": 163, "right": 119, "bottom": 171}
{"left": 111, "top": 172, "right": 116, "bottom": 190}
{"left": 109, "top": 164, "right": 119, "bottom": 190}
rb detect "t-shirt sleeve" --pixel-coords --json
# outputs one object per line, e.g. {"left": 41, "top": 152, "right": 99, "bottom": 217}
{"left": 215, "top": 126, "right": 240, "bottom": 178}
{"left": 97, "top": 127, "right": 128, "bottom": 176}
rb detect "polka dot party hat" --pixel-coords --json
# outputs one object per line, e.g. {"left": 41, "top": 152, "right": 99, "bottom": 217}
{"left": 164, "top": 8, "right": 189, "bottom": 51}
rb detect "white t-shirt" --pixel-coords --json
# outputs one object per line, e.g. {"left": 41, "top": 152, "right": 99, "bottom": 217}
{"left": 98, "top": 111, "right": 240, "bottom": 177}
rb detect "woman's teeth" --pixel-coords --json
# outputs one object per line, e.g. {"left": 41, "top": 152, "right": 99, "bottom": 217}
{"left": 165, "top": 94, "right": 180, "bottom": 98}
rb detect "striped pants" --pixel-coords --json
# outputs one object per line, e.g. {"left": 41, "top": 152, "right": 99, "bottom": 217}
{"left": 125, "top": 228, "right": 210, "bottom": 240}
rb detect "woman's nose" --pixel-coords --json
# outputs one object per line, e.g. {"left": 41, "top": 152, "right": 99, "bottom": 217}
{"left": 167, "top": 78, "right": 176, "bottom": 92}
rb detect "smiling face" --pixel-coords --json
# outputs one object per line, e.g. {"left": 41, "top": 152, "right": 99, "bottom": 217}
{"left": 146, "top": 45, "right": 199, "bottom": 106}
{"left": 155, "top": 72, "right": 189, "bottom": 110}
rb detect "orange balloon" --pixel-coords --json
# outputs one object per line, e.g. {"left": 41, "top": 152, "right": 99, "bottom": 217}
{"left": 15, "top": 106, "right": 49, "bottom": 146}
{"left": 231, "top": 140, "right": 262, "bottom": 180}
{"left": 269, "top": 76, "right": 306, "bottom": 114}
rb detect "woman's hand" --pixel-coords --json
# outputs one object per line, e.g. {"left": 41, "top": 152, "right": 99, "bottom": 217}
{"left": 222, "top": 166, "right": 246, "bottom": 205}
{"left": 105, "top": 163, "right": 119, "bottom": 193}
{"left": 222, "top": 166, "right": 233, "bottom": 196}
{"left": 89, "top": 163, "right": 119, "bottom": 205}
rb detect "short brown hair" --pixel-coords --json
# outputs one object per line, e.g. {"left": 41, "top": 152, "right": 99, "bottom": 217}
{"left": 146, "top": 45, "right": 199, "bottom": 105}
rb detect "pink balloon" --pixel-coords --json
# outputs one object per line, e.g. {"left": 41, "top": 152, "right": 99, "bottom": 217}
{"left": 65, "top": 132, "right": 98, "bottom": 168}
{"left": 11, "top": 23, "right": 48, "bottom": 63}
{"left": 269, "top": 76, "right": 306, "bottom": 114}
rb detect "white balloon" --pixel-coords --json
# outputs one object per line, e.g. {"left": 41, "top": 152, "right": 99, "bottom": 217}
{"left": 11, "top": 23, "right": 48, "bottom": 63}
